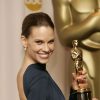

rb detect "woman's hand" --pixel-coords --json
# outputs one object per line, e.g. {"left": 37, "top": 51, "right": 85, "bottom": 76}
{"left": 72, "top": 69, "right": 88, "bottom": 90}
{"left": 71, "top": 69, "right": 98, "bottom": 100}
{"left": 92, "top": 98, "right": 98, "bottom": 100}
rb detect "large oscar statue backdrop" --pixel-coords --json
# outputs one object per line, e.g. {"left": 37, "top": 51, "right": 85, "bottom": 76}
{"left": 52, "top": 0, "right": 100, "bottom": 99}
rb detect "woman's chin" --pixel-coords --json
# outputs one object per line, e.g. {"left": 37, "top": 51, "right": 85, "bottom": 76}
{"left": 38, "top": 59, "right": 49, "bottom": 64}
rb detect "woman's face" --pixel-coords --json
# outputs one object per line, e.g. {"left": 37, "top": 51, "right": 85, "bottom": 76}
{"left": 22, "top": 26, "right": 55, "bottom": 64}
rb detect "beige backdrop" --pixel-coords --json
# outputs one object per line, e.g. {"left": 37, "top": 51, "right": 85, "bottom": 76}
{"left": 0, "top": 0, "right": 72, "bottom": 100}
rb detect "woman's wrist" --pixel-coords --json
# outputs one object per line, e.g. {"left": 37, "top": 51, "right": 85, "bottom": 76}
{"left": 69, "top": 87, "right": 77, "bottom": 100}
{"left": 70, "top": 86, "right": 77, "bottom": 94}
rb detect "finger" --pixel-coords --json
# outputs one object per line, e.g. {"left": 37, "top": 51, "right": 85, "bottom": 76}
{"left": 72, "top": 73, "right": 79, "bottom": 89}
{"left": 72, "top": 73, "right": 87, "bottom": 84}
{"left": 76, "top": 75, "right": 87, "bottom": 81}
{"left": 92, "top": 98, "right": 98, "bottom": 100}
{"left": 77, "top": 75, "right": 88, "bottom": 85}
{"left": 78, "top": 83, "right": 88, "bottom": 89}
{"left": 77, "top": 75, "right": 87, "bottom": 79}
{"left": 72, "top": 73, "right": 77, "bottom": 81}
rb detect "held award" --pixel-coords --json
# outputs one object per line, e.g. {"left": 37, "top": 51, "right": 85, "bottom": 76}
{"left": 71, "top": 40, "right": 91, "bottom": 100}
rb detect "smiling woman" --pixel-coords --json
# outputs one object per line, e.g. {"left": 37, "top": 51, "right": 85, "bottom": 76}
{"left": 17, "top": 12, "right": 56, "bottom": 100}
{"left": 17, "top": 12, "right": 90, "bottom": 100}
{"left": 21, "top": 26, "right": 55, "bottom": 64}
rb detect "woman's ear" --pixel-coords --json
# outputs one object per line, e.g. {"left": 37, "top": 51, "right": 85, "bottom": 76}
{"left": 21, "top": 35, "right": 28, "bottom": 49}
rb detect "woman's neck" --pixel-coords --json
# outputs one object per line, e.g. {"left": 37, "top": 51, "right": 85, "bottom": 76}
{"left": 21, "top": 53, "right": 35, "bottom": 69}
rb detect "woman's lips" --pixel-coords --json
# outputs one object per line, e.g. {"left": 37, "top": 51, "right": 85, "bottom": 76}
{"left": 38, "top": 53, "right": 49, "bottom": 58}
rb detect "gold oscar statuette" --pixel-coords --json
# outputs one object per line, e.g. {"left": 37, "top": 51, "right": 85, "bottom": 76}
{"left": 71, "top": 40, "right": 92, "bottom": 100}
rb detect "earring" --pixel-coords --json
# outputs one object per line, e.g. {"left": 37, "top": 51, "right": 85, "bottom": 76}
{"left": 24, "top": 47, "right": 27, "bottom": 51}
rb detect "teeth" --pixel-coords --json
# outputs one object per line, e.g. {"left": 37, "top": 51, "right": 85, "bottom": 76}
{"left": 41, "top": 54, "right": 48, "bottom": 56}
{"left": 39, "top": 54, "right": 49, "bottom": 58}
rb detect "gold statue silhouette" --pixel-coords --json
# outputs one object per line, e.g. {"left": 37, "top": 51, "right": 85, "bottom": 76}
{"left": 52, "top": 0, "right": 100, "bottom": 99}
{"left": 71, "top": 40, "right": 83, "bottom": 73}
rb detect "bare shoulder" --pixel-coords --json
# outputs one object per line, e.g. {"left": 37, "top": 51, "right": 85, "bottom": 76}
{"left": 17, "top": 66, "right": 27, "bottom": 100}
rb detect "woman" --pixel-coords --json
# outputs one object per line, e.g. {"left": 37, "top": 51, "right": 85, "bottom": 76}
{"left": 17, "top": 12, "right": 92, "bottom": 100}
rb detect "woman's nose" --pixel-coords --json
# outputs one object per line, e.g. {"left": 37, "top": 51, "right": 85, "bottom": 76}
{"left": 42, "top": 44, "right": 50, "bottom": 52}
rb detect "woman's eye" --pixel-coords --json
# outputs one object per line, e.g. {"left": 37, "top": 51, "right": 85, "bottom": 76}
{"left": 35, "top": 41, "right": 43, "bottom": 45}
{"left": 49, "top": 40, "right": 55, "bottom": 44}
